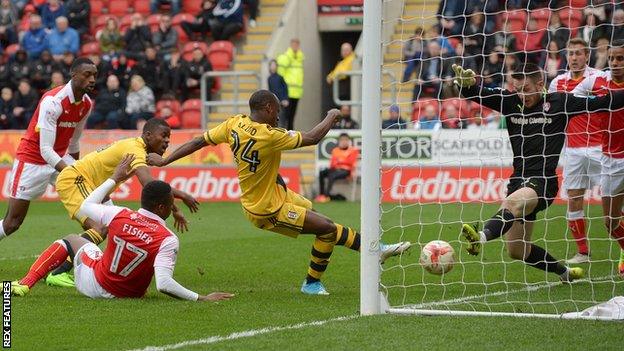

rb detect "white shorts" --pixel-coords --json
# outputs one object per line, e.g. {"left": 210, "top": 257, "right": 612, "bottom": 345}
{"left": 74, "top": 242, "right": 114, "bottom": 299}
{"left": 601, "top": 155, "right": 624, "bottom": 197}
{"left": 8, "top": 155, "right": 75, "bottom": 201}
{"left": 562, "top": 146, "right": 602, "bottom": 191}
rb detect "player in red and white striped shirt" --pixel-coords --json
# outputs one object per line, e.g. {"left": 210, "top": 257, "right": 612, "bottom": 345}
{"left": 548, "top": 38, "right": 607, "bottom": 264}
{"left": 11, "top": 155, "right": 234, "bottom": 301}
{"left": 0, "top": 57, "right": 96, "bottom": 242}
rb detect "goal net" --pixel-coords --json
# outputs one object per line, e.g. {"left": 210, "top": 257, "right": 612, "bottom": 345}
{"left": 360, "top": 0, "right": 624, "bottom": 319}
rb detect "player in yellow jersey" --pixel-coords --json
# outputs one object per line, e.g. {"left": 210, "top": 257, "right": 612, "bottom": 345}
{"left": 148, "top": 90, "right": 411, "bottom": 295}
{"left": 46, "top": 118, "right": 199, "bottom": 287}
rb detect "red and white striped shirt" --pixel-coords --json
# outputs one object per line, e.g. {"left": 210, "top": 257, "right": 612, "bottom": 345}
{"left": 16, "top": 82, "right": 91, "bottom": 165}
{"left": 548, "top": 67, "right": 606, "bottom": 148}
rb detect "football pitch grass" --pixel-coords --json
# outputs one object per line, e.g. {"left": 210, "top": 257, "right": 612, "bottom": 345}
{"left": 0, "top": 201, "right": 621, "bottom": 350}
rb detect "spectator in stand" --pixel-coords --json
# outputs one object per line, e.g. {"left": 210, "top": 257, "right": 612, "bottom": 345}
{"left": 40, "top": 0, "right": 66, "bottom": 30}
{"left": 8, "top": 50, "right": 30, "bottom": 88}
{"left": 22, "top": 14, "right": 48, "bottom": 60}
{"left": 180, "top": 48, "right": 212, "bottom": 101}
{"left": 502, "top": 53, "right": 518, "bottom": 91}
{"left": 135, "top": 46, "right": 162, "bottom": 97}
{"left": 29, "top": 50, "right": 58, "bottom": 91}
{"left": 466, "top": 0, "right": 498, "bottom": 33}
{"left": 88, "top": 53, "right": 113, "bottom": 90}
{"left": 590, "top": 37, "right": 609, "bottom": 70}
{"left": 382, "top": 104, "right": 408, "bottom": 130}
{"left": 415, "top": 104, "right": 441, "bottom": 130}
{"left": 482, "top": 51, "right": 504, "bottom": 88}
{"left": 463, "top": 11, "right": 487, "bottom": 58}
{"left": 65, "top": 0, "right": 90, "bottom": 38}
{"left": 0, "top": 60, "right": 9, "bottom": 90}
{"left": 160, "top": 48, "right": 183, "bottom": 95}
{"left": 578, "top": 9, "right": 608, "bottom": 48}
{"left": 516, "top": 17, "right": 547, "bottom": 64}
{"left": 441, "top": 104, "right": 460, "bottom": 129}
{"left": 49, "top": 70, "right": 65, "bottom": 88}
{"left": 13, "top": 1, "right": 28, "bottom": 13}
{"left": 327, "top": 42, "right": 355, "bottom": 103}
{"left": 47, "top": 17, "right": 80, "bottom": 60}
{"left": 99, "top": 17, "right": 124, "bottom": 61}
{"left": 276, "top": 38, "right": 304, "bottom": 130}
{"left": 156, "top": 105, "right": 180, "bottom": 129}
{"left": 181, "top": 0, "right": 215, "bottom": 41}
{"left": 425, "top": 24, "right": 455, "bottom": 56}
{"left": 607, "top": 9, "right": 624, "bottom": 42}
{"left": 126, "top": 75, "right": 155, "bottom": 129}
{"left": 89, "top": 75, "right": 127, "bottom": 129}
{"left": 0, "top": 87, "right": 14, "bottom": 129}
{"left": 151, "top": 0, "right": 181, "bottom": 15}
{"left": 333, "top": 105, "right": 359, "bottom": 129}
{"left": 0, "top": 0, "right": 18, "bottom": 46}
{"left": 112, "top": 53, "right": 136, "bottom": 90}
{"left": 437, "top": 0, "right": 464, "bottom": 37}
{"left": 244, "top": 0, "right": 259, "bottom": 28}
{"left": 541, "top": 10, "right": 570, "bottom": 52}
{"left": 267, "top": 59, "right": 289, "bottom": 128}
{"left": 152, "top": 14, "right": 178, "bottom": 60}
{"left": 315, "top": 133, "right": 359, "bottom": 203}
{"left": 12, "top": 80, "right": 38, "bottom": 129}
{"left": 211, "top": 0, "right": 244, "bottom": 41}
{"left": 540, "top": 40, "right": 567, "bottom": 85}
{"left": 59, "top": 52, "right": 76, "bottom": 78}
{"left": 412, "top": 40, "right": 453, "bottom": 100}
{"left": 402, "top": 27, "right": 424, "bottom": 83}
{"left": 487, "top": 21, "right": 517, "bottom": 54}
{"left": 452, "top": 41, "right": 478, "bottom": 73}
{"left": 0, "top": 25, "right": 16, "bottom": 52}
{"left": 123, "top": 14, "right": 152, "bottom": 61}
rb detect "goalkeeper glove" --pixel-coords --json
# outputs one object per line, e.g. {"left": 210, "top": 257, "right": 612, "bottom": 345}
{"left": 452, "top": 64, "right": 476, "bottom": 88}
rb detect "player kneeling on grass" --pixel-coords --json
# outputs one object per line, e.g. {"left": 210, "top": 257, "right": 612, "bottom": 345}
{"left": 453, "top": 62, "right": 624, "bottom": 282}
{"left": 148, "top": 90, "right": 411, "bottom": 295}
{"left": 12, "top": 155, "right": 233, "bottom": 302}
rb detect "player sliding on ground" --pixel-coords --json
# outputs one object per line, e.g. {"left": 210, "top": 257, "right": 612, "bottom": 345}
{"left": 46, "top": 118, "right": 200, "bottom": 288}
{"left": 453, "top": 62, "right": 624, "bottom": 282}
{"left": 148, "top": 90, "right": 411, "bottom": 295}
{"left": 11, "top": 154, "right": 233, "bottom": 302}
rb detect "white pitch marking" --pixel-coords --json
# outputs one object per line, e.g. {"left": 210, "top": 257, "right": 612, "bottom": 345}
{"left": 0, "top": 254, "right": 39, "bottom": 261}
{"left": 407, "top": 275, "right": 616, "bottom": 309}
{"left": 128, "top": 315, "right": 359, "bottom": 351}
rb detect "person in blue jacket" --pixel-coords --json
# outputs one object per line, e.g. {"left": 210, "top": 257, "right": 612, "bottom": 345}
{"left": 21, "top": 14, "right": 48, "bottom": 60}
{"left": 211, "top": 0, "right": 243, "bottom": 41}
{"left": 47, "top": 16, "right": 79, "bottom": 60}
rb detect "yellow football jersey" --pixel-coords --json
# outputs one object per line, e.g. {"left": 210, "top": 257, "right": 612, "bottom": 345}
{"left": 72, "top": 137, "right": 148, "bottom": 186}
{"left": 204, "top": 114, "right": 303, "bottom": 216}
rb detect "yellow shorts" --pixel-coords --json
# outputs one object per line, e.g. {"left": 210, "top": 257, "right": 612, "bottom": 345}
{"left": 56, "top": 166, "right": 96, "bottom": 224}
{"left": 244, "top": 189, "right": 313, "bottom": 238}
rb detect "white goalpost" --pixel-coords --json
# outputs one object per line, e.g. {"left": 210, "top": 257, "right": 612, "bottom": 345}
{"left": 360, "top": 0, "right": 624, "bottom": 319}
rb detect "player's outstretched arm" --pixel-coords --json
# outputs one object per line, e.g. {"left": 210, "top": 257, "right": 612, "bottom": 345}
{"left": 148, "top": 136, "right": 208, "bottom": 167}
{"left": 300, "top": 109, "right": 342, "bottom": 147}
{"left": 562, "top": 90, "right": 624, "bottom": 115}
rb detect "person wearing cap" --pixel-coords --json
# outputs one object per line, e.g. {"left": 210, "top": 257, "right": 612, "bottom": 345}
{"left": 382, "top": 104, "right": 409, "bottom": 130}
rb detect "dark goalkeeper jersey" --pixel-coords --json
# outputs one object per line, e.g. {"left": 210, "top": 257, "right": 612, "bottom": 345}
{"left": 460, "top": 85, "right": 624, "bottom": 178}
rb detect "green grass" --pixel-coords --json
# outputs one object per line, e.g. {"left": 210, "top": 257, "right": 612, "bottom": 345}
{"left": 0, "top": 201, "right": 621, "bottom": 351}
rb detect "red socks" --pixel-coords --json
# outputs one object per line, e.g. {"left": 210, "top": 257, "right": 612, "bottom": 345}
{"left": 611, "top": 223, "right": 624, "bottom": 251}
{"left": 19, "top": 240, "right": 68, "bottom": 288}
{"left": 568, "top": 218, "right": 589, "bottom": 255}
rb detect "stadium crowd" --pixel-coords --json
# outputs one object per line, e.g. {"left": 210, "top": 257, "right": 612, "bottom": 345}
{"left": 0, "top": 0, "right": 257, "bottom": 130}
{"left": 405, "top": 0, "right": 624, "bottom": 130}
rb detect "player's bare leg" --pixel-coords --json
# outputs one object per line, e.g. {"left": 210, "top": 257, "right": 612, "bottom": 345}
{"left": 299, "top": 209, "right": 410, "bottom": 295}
{"left": 11, "top": 234, "right": 88, "bottom": 296}
{"left": 601, "top": 192, "right": 624, "bottom": 277}
{"left": 0, "top": 198, "right": 30, "bottom": 241}
{"left": 566, "top": 188, "right": 590, "bottom": 263}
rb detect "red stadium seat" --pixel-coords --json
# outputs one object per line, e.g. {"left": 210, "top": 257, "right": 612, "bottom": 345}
{"left": 183, "top": 0, "right": 203, "bottom": 15}
{"left": 5, "top": 44, "right": 20, "bottom": 57}
{"left": 133, "top": 0, "right": 151, "bottom": 15}
{"left": 90, "top": 0, "right": 104, "bottom": 16}
{"left": 412, "top": 98, "right": 439, "bottom": 122}
{"left": 500, "top": 9, "right": 527, "bottom": 32}
{"left": 568, "top": 0, "right": 587, "bottom": 9}
{"left": 182, "top": 99, "right": 202, "bottom": 112}
{"left": 81, "top": 42, "right": 101, "bottom": 56}
{"left": 182, "top": 41, "right": 209, "bottom": 60}
{"left": 147, "top": 14, "right": 162, "bottom": 32}
{"left": 529, "top": 9, "right": 550, "bottom": 31}
{"left": 559, "top": 8, "right": 583, "bottom": 35}
{"left": 172, "top": 13, "right": 194, "bottom": 43}
{"left": 109, "top": 0, "right": 129, "bottom": 16}
{"left": 156, "top": 99, "right": 182, "bottom": 115}
{"left": 440, "top": 98, "right": 473, "bottom": 119}
{"left": 208, "top": 41, "right": 234, "bottom": 71}
{"left": 181, "top": 110, "right": 202, "bottom": 129}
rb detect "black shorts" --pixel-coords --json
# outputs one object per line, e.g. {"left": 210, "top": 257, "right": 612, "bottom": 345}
{"left": 507, "top": 176, "right": 559, "bottom": 221}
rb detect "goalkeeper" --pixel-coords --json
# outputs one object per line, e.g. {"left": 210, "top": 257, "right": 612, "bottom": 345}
{"left": 453, "top": 62, "right": 624, "bottom": 282}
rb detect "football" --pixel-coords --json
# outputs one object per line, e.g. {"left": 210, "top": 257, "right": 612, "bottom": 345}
{"left": 420, "top": 240, "right": 455, "bottom": 275}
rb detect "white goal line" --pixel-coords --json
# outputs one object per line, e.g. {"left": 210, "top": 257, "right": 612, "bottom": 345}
{"left": 127, "top": 315, "right": 359, "bottom": 351}
{"left": 401, "top": 274, "right": 616, "bottom": 310}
